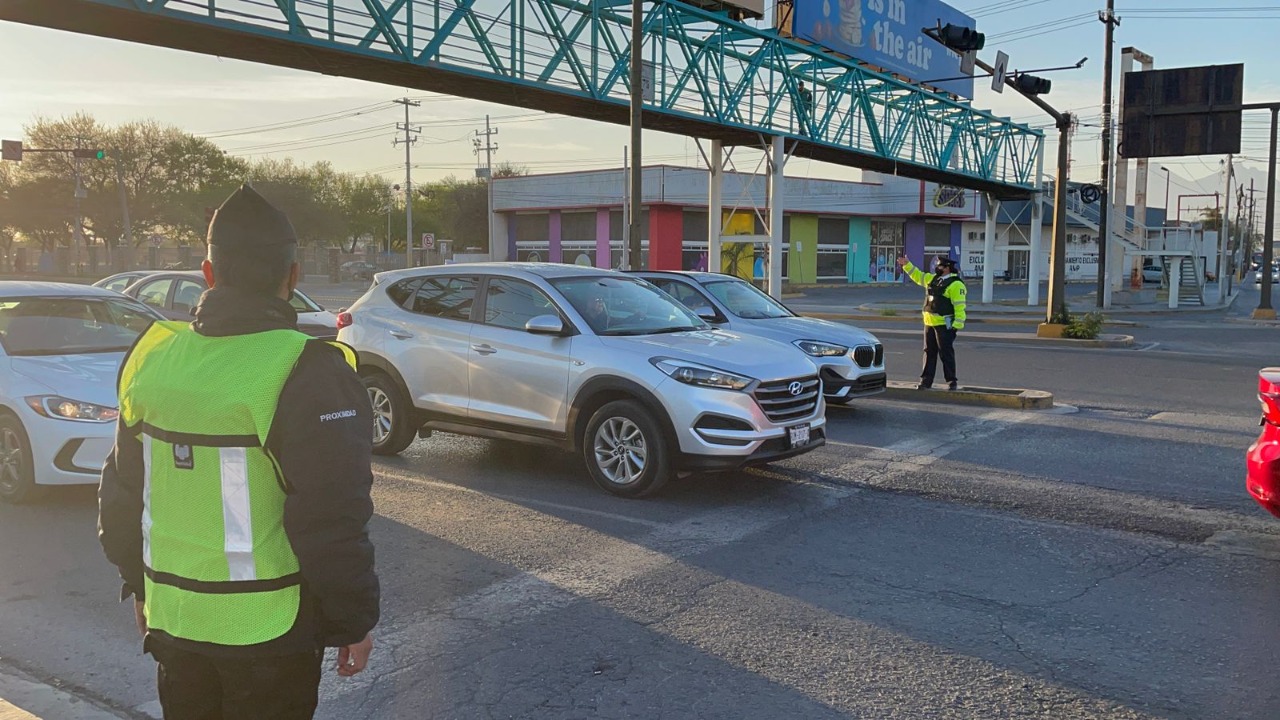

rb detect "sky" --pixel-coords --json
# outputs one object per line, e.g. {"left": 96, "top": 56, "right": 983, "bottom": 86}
{"left": 1, "top": 0, "right": 1277, "bottom": 222}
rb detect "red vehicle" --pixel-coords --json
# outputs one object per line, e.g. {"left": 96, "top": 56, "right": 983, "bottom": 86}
{"left": 1247, "top": 368, "right": 1280, "bottom": 517}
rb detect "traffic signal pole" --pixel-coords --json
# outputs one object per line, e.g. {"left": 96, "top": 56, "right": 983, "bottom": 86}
{"left": 967, "top": 54, "right": 1074, "bottom": 328}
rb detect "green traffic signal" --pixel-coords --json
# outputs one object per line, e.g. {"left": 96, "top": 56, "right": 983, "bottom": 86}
{"left": 72, "top": 148, "right": 107, "bottom": 160}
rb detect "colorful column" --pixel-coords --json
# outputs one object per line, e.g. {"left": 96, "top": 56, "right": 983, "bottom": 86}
{"left": 648, "top": 205, "right": 683, "bottom": 270}
{"left": 787, "top": 214, "right": 818, "bottom": 284}
{"left": 904, "top": 219, "right": 926, "bottom": 273}
{"left": 596, "top": 209, "right": 611, "bottom": 269}
{"left": 849, "top": 218, "right": 871, "bottom": 283}
{"left": 548, "top": 210, "right": 562, "bottom": 263}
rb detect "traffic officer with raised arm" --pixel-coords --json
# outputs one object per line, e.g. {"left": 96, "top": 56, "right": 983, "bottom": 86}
{"left": 897, "top": 255, "right": 967, "bottom": 391}
{"left": 99, "top": 184, "right": 379, "bottom": 719}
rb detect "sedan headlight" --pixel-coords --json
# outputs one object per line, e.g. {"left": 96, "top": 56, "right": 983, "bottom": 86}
{"left": 793, "top": 340, "right": 849, "bottom": 357}
{"left": 26, "top": 395, "right": 120, "bottom": 423}
{"left": 651, "top": 358, "right": 754, "bottom": 391}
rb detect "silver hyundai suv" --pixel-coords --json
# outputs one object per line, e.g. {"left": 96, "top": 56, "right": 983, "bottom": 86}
{"left": 337, "top": 263, "right": 826, "bottom": 497}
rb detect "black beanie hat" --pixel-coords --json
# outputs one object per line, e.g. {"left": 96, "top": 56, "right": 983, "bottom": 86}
{"left": 207, "top": 184, "right": 297, "bottom": 251}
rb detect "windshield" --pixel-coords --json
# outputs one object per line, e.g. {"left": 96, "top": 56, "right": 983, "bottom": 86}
{"left": 0, "top": 297, "right": 157, "bottom": 356}
{"left": 704, "top": 279, "right": 794, "bottom": 319}
{"left": 553, "top": 276, "right": 707, "bottom": 336}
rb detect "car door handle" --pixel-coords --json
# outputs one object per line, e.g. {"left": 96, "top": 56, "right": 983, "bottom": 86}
{"left": 389, "top": 329, "right": 414, "bottom": 340}
{"left": 471, "top": 343, "right": 497, "bottom": 355}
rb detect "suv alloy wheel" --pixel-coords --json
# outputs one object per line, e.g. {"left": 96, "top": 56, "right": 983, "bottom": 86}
{"left": 364, "top": 373, "right": 417, "bottom": 456}
{"left": 583, "top": 400, "right": 671, "bottom": 498}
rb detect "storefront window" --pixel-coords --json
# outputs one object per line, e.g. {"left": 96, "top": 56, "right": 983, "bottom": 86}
{"left": 515, "top": 214, "right": 549, "bottom": 242}
{"left": 561, "top": 243, "right": 596, "bottom": 267}
{"left": 561, "top": 212, "right": 595, "bottom": 243}
{"left": 869, "top": 220, "right": 904, "bottom": 282}
{"left": 816, "top": 246, "right": 848, "bottom": 280}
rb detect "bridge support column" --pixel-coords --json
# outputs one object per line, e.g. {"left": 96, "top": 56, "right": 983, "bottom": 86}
{"left": 767, "top": 135, "right": 785, "bottom": 299}
{"left": 982, "top": 194, "right": 999, "bottom": 304}
{"left": 708, "top": 140, "right": 723, "bottom": 275}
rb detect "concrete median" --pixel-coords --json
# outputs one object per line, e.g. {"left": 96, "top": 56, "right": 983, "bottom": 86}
{"left": 883, "top": 381, "right": 1054, "bottom": 410}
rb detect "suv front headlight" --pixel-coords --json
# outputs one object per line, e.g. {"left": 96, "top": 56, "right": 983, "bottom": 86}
{"left": 793, "top": 340, "right": 849, "bottom": 357}
{"left": 650, "top": 358, "right": 754, "bottom": 391}
{"left": 25, "top": 395, "right": 120, "bottom": 423}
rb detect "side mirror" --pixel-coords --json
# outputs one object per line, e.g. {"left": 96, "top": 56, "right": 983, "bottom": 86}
{"left": 692, "top": 305, "right": 719, "bottom": 322}
{"left": 525, "top": 314, "right": 566, "bottom": 336}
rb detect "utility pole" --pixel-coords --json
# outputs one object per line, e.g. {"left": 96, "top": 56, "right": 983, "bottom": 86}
{"left": 1245, "top": 179, "right": 1261, "bottom": 281}
{"left": 474, "top": 115, "right": 499, "bottom": 259}
{"left": 1219, "top": 155, "right": 1233, "bottom": 303}
{"left": 1096, "top": 0, "right": 1120, "bottom": 308}
{"left": 393, "top": 97, "right": 421, "bottom": 268}
{"left": 72, "top": 137, "right": 86, "bottom": 275}
{"left": 627, "top": 0, "right": 644, "bottom": 270}
{"left": 113, "top": 152, "right": 133, "bottom": 269}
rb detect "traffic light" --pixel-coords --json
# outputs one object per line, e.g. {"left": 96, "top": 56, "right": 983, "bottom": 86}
{"left": 937, "top": 24, "right": 985, "bottom": 52}
{"left": 72, "top": 148, "right": 106, "bottom": 160}
{"left": 1, "top": 140, "right": 21, "bottom": 162}
{"left": 1011, "top": 74, "right": 1052, "bottom": 96}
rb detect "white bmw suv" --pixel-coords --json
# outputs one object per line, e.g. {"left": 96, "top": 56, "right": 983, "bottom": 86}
{"left": 338, "top": 264, "right": 826, "bottom": 497}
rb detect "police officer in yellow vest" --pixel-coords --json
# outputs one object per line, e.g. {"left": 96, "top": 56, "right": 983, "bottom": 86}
{"left": 99, "top": 185, "right": 379, "bottom": 719}
{"left": 897, "top": 255, "right": 967, "bottom": 391}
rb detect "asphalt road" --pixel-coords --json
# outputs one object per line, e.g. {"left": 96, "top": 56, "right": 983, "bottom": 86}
{"left": 1, "top": 284, "right": 1277, "bottom": 719}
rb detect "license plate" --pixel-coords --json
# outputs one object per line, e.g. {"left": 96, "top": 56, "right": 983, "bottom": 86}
{"left": 788, "top": 424, "right": 810, "bottom": 448}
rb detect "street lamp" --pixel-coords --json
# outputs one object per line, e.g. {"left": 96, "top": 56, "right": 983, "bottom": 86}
{"left": 1161, "top": 167, "right": 1171, "bottom": 226}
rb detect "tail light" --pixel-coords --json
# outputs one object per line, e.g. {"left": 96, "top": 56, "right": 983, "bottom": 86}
{"left": 1259, "top": 368, "right": 1280, "bottom": 425}
{"left": 336, "top": 312, "right": 353, "bottom": 330}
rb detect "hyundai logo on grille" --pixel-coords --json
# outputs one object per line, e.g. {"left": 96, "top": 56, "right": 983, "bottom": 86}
{"left": 788, "top": 381, "right": 804, "bottom": 396}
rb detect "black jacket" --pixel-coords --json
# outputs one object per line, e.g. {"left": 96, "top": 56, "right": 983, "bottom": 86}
{"left": 99, "top": 286, "right": 379, "bottom": 657}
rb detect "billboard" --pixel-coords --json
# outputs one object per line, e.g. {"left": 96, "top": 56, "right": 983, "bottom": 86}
{"left": 780, "top": 0, "right": 976, "bottom": 99}
{"left": 1119, "top": 64, "right": 1243, "bottom": 159}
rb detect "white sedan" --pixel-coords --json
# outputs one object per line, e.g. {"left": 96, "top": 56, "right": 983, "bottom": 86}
{"left": 0, "top": 282, "right": 163, "bottom": 503}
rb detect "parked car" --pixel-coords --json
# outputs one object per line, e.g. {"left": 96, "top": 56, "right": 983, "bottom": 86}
{"left": 631, "top": 270, "right": 885, "bottom": 404}
{"left": 0, "top": 282, "right": 164, "bottom": 503}
{"left": 118, "top": 271, "right": 339, "bottom": 339}
{"left": 1142, "top": 262, "right": 1164, "bottom": 284}
{"left": 341, "top": 261, "right": 378, "bottom": 281}
{"left": 93, "top": 271, "right": 153, "bottom": 293}
{"left": 1247, "top": 367, "right": 1280, "bottom": 518}
{"left": 339, "top": 263, "right": 826, "bottom": 497}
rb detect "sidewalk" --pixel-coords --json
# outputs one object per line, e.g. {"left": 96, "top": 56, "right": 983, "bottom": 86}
{"left": 788, "top": 284, "right": 1240, "bottom": 326}
{"left": 866, "top": 327, "right": 1135, "bottom": 348}
{"left": 0, "top": 666, "right": 127, "bottom": 720}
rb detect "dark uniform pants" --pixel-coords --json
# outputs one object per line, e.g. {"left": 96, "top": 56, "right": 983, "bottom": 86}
{"left": 150, "top": 642, "right": 322, "bottom": 720}
{"left": 922, "top": 325, "right": 958, "bottom": 386}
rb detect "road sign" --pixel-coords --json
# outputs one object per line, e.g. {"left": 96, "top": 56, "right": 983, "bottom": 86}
{"left": 1079, "top": 184, "right": 1102, "bottom": 204}
{"left": 992, "top": 51, "right": 1009, "bottom": 94}
{"left": 640, "top": 61, "right": 655, "bottom": 103}
{"left": 1, "top": 140, "right": 21, "bottom": 162}
{"left": 422, "top": 232, "right": 436, "bottom": 250}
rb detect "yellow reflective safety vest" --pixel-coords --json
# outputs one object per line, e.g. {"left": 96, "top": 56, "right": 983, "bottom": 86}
{"left": 118, "top": 321, "right": 356, "bottom": 646}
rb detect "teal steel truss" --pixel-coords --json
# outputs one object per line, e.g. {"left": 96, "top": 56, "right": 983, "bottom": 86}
{"left": 2, "top": 0, "right": 1043, "bottom": 195}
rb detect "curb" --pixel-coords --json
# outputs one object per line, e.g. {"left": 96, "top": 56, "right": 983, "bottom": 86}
{"left": 807, "top": 324, "right": 1136, "bottom": 349}
{"left": 884, "top": 381, "right": 1054, "bottom": 410}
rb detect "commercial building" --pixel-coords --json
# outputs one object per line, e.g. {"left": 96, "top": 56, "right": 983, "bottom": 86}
{"left": 492, "top": 167, "right": 1214, "bottom": 286}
